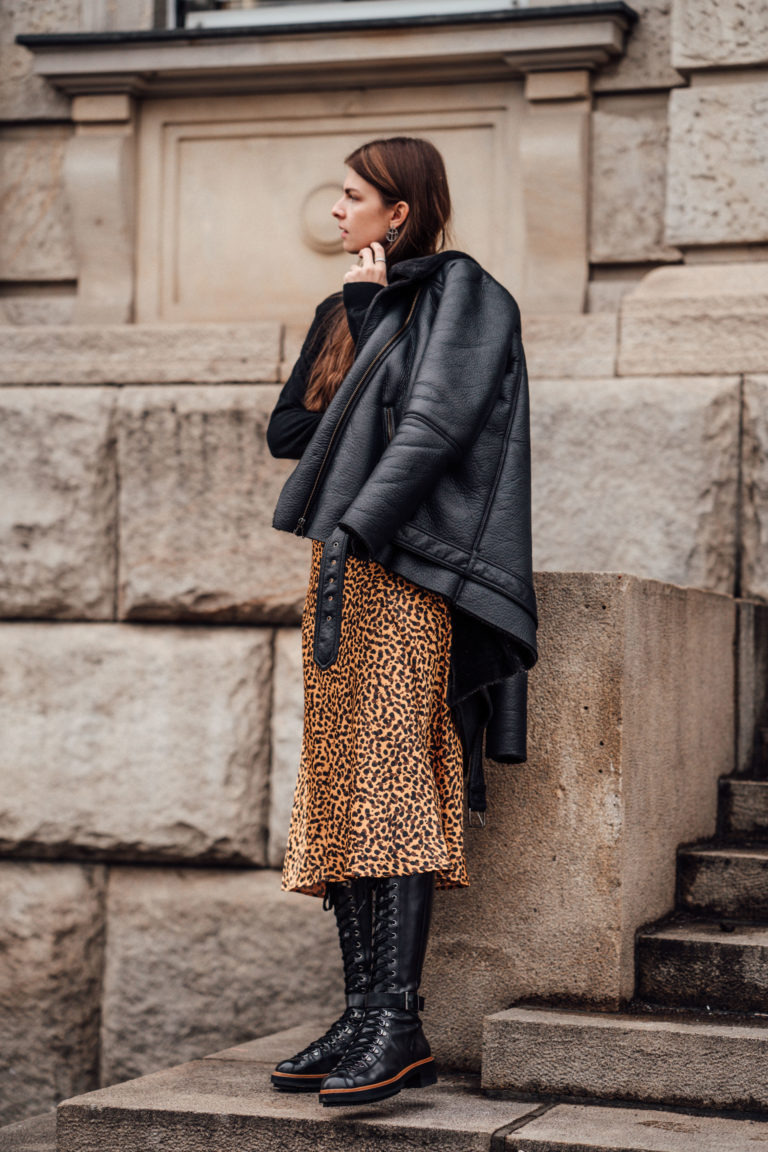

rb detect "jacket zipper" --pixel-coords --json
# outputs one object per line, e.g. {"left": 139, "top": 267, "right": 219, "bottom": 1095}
{"left": 294, "top": 288, "right": 421, "bottom": 536}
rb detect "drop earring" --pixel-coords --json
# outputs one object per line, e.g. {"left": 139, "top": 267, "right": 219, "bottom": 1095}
{"left": 386, "top": 226, "right": 399, "bottom": 243}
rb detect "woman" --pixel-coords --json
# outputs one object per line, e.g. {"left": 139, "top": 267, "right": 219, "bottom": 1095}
{"left": 266, "top": 137, "right": 537, "bottom": 1108}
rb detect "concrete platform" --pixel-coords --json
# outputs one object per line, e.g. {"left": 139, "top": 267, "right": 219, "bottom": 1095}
{"left": 677, "top": 845, "right": 768, "bottom": 918}
{"left": 636, "top": 919, "right": 768, "bottom": 1012}
{"left": 482, "top": 1006, "right": 768, "bottom": 1111}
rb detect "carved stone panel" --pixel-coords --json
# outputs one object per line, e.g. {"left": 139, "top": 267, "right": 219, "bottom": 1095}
{"left": 136, "top": 85, "right": 528, "bottom": 324}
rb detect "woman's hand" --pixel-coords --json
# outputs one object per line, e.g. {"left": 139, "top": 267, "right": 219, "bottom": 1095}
{"left": 343, "top": 241, "right": 388, "bottom": 286}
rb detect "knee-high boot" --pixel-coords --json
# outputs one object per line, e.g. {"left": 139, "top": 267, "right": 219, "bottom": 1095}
{"left": 319, "top": 871, "right": 437, "bottom": 1107}
{"left": 271, "top": 879, "right": 372, "bottom": 1091}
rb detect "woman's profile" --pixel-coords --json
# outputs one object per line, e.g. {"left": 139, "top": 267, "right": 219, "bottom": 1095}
{"left": 266, "top": 136, "right": 537, "bottom": 1108}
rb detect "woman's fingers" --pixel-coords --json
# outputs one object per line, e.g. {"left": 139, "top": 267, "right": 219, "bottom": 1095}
{"left": 342, "top": 242, "right": 388, "bottom": 285}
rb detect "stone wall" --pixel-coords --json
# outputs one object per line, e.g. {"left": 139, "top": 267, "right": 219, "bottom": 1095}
{"left": 2, "top": 0, "right": 768, "bottom": 1128}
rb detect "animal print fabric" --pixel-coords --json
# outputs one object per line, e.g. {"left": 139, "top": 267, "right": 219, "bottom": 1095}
{"left": 281, "top": 538, "right": 469, "bottom": 898}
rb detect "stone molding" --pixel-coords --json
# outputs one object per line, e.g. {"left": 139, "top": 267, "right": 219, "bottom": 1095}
{"left": 18, "top": 6, "right": 637, "bottom": 96}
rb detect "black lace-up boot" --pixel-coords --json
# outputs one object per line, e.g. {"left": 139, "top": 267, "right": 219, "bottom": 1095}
{"left": 319, "top": 871, "right": 437, "bottom": 1107}
{"left": 271, "top": 879, "right": 372, "bottom": 1091}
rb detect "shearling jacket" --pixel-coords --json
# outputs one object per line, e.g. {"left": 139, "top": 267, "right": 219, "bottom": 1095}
{"left": 269, "top": 250, "right": 537, "bottom": 811}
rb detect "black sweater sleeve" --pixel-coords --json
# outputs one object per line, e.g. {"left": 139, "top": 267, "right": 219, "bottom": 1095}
{"left": 266, "top": 283, "right": 383, "bottom": 460}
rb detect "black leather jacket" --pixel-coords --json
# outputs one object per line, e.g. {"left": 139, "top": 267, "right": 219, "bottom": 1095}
{"left": 269, "top": 250, "right": 537, "bottom": 811}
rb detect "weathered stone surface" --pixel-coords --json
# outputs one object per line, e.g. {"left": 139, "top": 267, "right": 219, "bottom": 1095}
{"left": 0, "top": 289, "right": 75, "bottom": 327}
{"left": 672, "top": 0, "right": 768, "bottom": 69}
{"left": 0, "top": 1, "right": 78, "bottom": 120}
{"left": 268, "top": 627, "right": 303, "bottom": 868}
{"left": 0, "top": 1111, "right": 55, "bottom": 1152}
{"left": 619, "top": 265, "right": 768, "bottom": 375}
{"left": 0, "top": 624, "right": 272, "bottom": 863}
{"left": 593, "top": 0, "right": 684, "bottom": 92}
{"left": 720, "top": 779, "right": 768, "bottom": 840}
{"left": 742, "top": 377, "right": 768, "bottom": 601}
{"left": 80, "top": 0, "right": 155, "bottom": 32}
{"left": 666, "top": 83, "right": 768, "bottom": 246}
{"left": 678, "top": 846, "right": 768, "bottom": 919}
{"left": 637, "top": 920, "right": 768, "bottom": 1013}
{"left": 531, "top": 375, "right": 740, "bottom": 593}
{"left": 60, "top": 1039, "right": 535, "bottom": 1152}
{"left": 0, "top": 129, "right": 76, "bottom": 280}
{"left": 590, "top": 97, "right": 680, "bottom": 263}
{"left": 0, "top": 324, "right": 281, "bottom": 385}
{"left": 0, "top": 388, "right": 117, "bottom": 619}
{"left": 0, "top": 862, "right": 105, "bottom": 1126}
{"left": 524, "top": 313, "right": 617, "bottom": 378}
{"left": 99, "top": 869, "right": 342, "bottom": 1084}
{"left": 733, "top": 599, "right": 768, "bottom": 774}
{"left": 425, "top": 574, "right": 734, "bottom": 1070}
{"left": 483, "top": 1005, "right": 768, "bottom": 1111}
{"left": 509, "top": 1100, "right": 768, "bottom": 1150}
{"left": 117, "top": 386, "right": 311, "bottom": 624}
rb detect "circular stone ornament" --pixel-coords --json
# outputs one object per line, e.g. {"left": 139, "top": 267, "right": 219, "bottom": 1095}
{"left": 301, "top": 183, "right": 344, "bottom": 255}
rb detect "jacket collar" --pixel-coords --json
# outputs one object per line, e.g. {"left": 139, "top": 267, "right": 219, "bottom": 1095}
{"left": 387, "top": 249, "right": 478, "bottom": 285}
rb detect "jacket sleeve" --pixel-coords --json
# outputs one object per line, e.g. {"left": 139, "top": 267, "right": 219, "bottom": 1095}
{"left": 266, "top": 294, "right": 339, "bottom": 460}
{"left": 338, "top": 261, "right": 518, "bottom": 557}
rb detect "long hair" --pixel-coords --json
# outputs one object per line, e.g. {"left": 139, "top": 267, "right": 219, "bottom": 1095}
{"left": 304, "top": 137, "right": 452, "bottom": 411}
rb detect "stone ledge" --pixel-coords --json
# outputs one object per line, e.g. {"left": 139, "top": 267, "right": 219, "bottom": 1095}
{"left": 618, "top": 264, "right": 768, "bottom": 376}
{"left": 0, "top": 324, "right": 281, "bottom": 385}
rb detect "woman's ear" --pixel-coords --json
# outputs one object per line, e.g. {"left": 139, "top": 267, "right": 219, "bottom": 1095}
{"left": 390, "top": 200, "right": 410, "bottom": 228}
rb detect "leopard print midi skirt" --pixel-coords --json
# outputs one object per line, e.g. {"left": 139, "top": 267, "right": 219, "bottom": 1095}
{"left": 281, "top": 538, "right": 469, "bottom": 898}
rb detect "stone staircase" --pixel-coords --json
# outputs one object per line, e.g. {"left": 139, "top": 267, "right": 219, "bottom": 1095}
{"left": 483, "top": 774, "right": 768, "bottom": 1116}
{"left": 16, "top": 776, "right": 768, "bottom": 1152}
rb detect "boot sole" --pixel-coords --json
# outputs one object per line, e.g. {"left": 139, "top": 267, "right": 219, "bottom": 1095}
{"left": 271, "top": 1072, "right": 326, "bottom": 1092}
{"left": 319, "top": 1057, "right": 437, "bottom": 1107}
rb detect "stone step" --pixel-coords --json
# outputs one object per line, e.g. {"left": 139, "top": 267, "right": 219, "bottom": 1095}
{"left": 55, "top": 1023, "right": 541, "bottom": 1152}
{"left": 0, "top": 1112, "right": 55, "bottom": 1152}
{"left": 482, "top": 1005, "right": 768, "bottom": 1112}
{"left": 636, "top": 918, "right": 768, "bottom": 1013}
{"left": 54, "top": 1022, "right": 768, "bottom": 1152}
{"left": 718, "top": 777, "right": 768, "bottom": 840}
{"left": 677, "top": 844, "right": 768, "bottom": 918}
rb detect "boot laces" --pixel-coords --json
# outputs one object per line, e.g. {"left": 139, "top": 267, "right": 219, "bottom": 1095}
{"left": 370, "top": 881, "right": 399, "bottom": 987}
{"left": 329, "top": 1008, "right": 396, "bottom": 1075}
{"left": 289, "top": 1007, "right": 364, "bottom": 1062}
{"left": 329, "top": 883, "right": 370, "bottom": 993}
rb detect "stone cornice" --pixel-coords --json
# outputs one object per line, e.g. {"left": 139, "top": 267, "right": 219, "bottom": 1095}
{"left": 17, "top": 3, "right": 637, "bottom": 96}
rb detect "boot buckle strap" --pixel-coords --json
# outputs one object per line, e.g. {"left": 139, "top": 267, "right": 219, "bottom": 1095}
{"left": 345, "top": 992, "right": 366, "bottom": 1009}
{"left": 365, "top": 991, "right": 424, "bottom": 1012}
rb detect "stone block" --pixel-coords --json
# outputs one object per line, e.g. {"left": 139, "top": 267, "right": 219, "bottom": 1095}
{"left": 0, "top": 623, "right": 272, "bottom": 863}
{"left": 593, "top": 0, "right": 684, "bottom": 92}
{"left": 637, "top": 920, "right": 768, "bottom": 1013}
{"left": 742, "top": 377, "right": 768, "bottom": 601}
{"left": 268, "top": 628, "right": 303, "bottom": 868}
{"left": 0, "top": 1112, "right": 56, "bottom": 1152}
{"left": 618, "top": 264, "right": 768, "bottom": 376}
{"left": 524, "top": 313, "right": 617, "bottom": 378}
{"left": 677, "top": 847, "right": 768, "bottom": 919}
{"left": 719, "top": 779, "right": 768, "bottom": 841}
{"left": 117, "top": 386, "right": 311, "bottom": 624}
{"left": 672, "top": 0, "right": 768, "bottom": 69}
{"left": 733, "top": 598, "right": 768, "bottom": 774}
{"left": 99, "top": 869, "right": 342, "bottom": 1083}
{"left": 0, "top": 388, "right": 116, "bottom": 620}
{"left": 0, "top": 1, "right": 78, "bottom": 120}
{"left": 590, "top": 97, "right": 680, "bottom": 264}
{"left": 483, "top": 1005, "right": 768, "bottom": 1111}
{"left": 531, "top": 375, "right": 740, "bottom": 594}
{"left": 0, "top": 323, "right": 281, "bottom": 385}
{"left": 425, "top": 573, "right": 735, "bottom": 1069}
{"left": 0, "top": 289, "right": 76, "bottom": 327}
{"left": 666, "top": 83, "right": 768, "bottom": 246}
{"left": 0, "top": 861, "right": 105, "bottom": 1126}
{"left": 0, "top": 129, "right": 76, "bottom": 281}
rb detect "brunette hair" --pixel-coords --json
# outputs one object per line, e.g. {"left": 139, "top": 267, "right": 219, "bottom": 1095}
{"left": 303, "top": 136, "right": 452, "bottom": 411}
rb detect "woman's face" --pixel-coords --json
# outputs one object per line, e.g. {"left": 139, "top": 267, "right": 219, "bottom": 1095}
{"left": 331, "top": 167, "right": 406, "bottom": 254}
